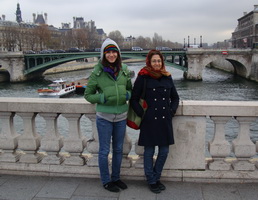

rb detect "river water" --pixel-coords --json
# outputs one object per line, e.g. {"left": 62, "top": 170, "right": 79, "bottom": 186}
{"left": 0, "top": 62, "right": 258, "bottom": 156}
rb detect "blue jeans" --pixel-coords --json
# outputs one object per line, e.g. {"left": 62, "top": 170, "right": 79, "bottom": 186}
{"left": 96, "top": 116, "right": 126, "bottom": 185}
{"left": 144, "top": 145, "right": 169, "bottom": 184}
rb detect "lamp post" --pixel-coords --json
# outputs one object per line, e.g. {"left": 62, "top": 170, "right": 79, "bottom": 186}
{"left": 200, "top": 35, "right": 203, "bottom": 48}
{"left": 188, "top": 36, "right": 190, "bottom": 48}
{"left": 183, "top": 38, "right": 186, "bottom": 48}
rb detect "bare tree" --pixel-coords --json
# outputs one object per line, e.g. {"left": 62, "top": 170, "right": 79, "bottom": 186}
{"left": 72, "top": 28, "right": 89, "bottom": 49}
{"left": 34, "top": 25, "right": 51, "bottom": 50}
{"left": 108, "top": 30, "right": 124, "bottom": 48}
{"left": 2, "top": 26, "right": 19, "bottom": 51}
{"left": 152, "top": 33, "right": 163, "bottom": 48}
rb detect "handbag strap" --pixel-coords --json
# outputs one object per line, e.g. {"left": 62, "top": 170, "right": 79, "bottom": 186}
{"left": 140, "top": 78, "right": 146, "bottom": 99}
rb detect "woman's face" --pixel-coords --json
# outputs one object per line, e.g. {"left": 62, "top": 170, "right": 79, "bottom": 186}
{"left": 150, "top": 54, "right": 162, "bottom": 70}
{"left": 105, "top": 50, "right": 118, "bottom": 63}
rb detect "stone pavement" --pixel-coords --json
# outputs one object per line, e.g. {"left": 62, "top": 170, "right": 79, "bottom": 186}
{"left": 0, "top": 174, "right": 258, "bottom": 200}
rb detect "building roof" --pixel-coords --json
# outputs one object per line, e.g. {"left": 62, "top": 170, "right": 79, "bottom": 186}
{"left": 35, "top": 14, "right": 45, "bottom": 24}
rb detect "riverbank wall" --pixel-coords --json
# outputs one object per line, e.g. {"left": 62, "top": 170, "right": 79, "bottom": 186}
{"left": 44, "top": 58, "right": 145, "bottom": 75}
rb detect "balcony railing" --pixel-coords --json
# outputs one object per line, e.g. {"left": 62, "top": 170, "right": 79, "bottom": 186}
{"left": 0, "top": 98, "right": 258, "bottom": 182}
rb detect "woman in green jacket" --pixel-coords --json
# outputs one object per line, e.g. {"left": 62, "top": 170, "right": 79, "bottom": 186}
{"left": 84, "top": 38, "right": 132, "bottom": 192}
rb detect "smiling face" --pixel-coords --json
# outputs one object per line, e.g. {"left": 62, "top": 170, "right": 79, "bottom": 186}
{"left": 105, "top": 50, "right": 118, "bottom": 63}
{"left": 150, "top": 54, "right": 162, "bottom": 71}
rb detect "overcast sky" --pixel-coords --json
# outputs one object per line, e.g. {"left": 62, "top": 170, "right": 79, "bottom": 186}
{"left": 1, "top": 0, "right": 258, "bottom": 45}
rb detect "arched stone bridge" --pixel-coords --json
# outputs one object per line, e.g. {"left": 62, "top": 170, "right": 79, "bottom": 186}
{"left": 0, "top": 49, "right": 258, "bottom": 82}
{"left": 185, "top": 48, "right": 258, "bottom": 81}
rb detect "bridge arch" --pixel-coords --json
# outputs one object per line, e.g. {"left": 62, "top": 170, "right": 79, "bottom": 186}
{"left": 201, "top": 55, "right": 249, "bottom": 78}
{"left": 185, "top": 50, "right": 253, "bottom": 81}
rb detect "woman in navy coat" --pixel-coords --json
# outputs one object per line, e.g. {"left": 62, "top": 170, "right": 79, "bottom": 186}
{"left": 130, "top": 49, "right": 179, "bottom": 193}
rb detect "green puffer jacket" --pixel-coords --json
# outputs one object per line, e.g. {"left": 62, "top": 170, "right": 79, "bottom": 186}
{"left": 84, "top": 61, "right": 132, "bottom": 114}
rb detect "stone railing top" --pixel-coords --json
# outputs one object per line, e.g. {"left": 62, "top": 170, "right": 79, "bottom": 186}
{"left": 0, "top": 97, "right": 95, "bottom": 114}
{"left": 181, "top": 100, "right": 258, "bottom": 116}
{"left": 0, "top": 98, "right": 258, "bottom": 117}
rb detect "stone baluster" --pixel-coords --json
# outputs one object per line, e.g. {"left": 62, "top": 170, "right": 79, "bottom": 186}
{"left": 0, "top": 112, "right": 20, "bottom": 162}
{"left": 40, "top": 113, "right": 64, "bottom": 164}
{"left": 121, "top": 132, "right": 132, "bottom": 168}
{"left": 208, "top": 117, "right": 231, "bottom": 170}
{"left": 62, "top": 113, "right": 86, "bottom": 165}
{"left": 232, "top": 117, "right": 256, "bottom": 171}
{"left": 86, "top": 114, "right": 99, "bottom": 167}
{"left": 17, "top": 112, "right": 42, "bottom": 163}
{"left": 134, "top": 141, "right": 144, "bottom": 168}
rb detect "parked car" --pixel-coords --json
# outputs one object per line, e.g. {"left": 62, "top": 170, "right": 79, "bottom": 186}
{"left": 24, "top": 50, "right": 36, "bottom": 54}
{"left": 66, "top": 47, "right": 83, "bottom": 52}
{"left": 94, "top": 48, "right": 101, "bottom": 52}
{"left": 39, "top": 50, "right": 51, "bottom": 54}
{"left": 55, "top": 49, "right": 65, "bottom": 53}
{"left": 156, "top": 46, "right": 172, "bottom": 51}
{"left": 131, "top": 46, "right": 143, "bottom": 51}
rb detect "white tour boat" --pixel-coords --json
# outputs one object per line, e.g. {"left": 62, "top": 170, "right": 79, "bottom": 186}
{"left": 37, "top": 79, "right": 76, "bottom": 98}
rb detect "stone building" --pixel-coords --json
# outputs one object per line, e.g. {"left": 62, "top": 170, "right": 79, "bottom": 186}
{"left": 232, "top": 5, "right": 258, "bottom": 48}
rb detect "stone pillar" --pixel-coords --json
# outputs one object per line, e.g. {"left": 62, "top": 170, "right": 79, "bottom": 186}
{"left": 17, "top": 112, "right": 42, "bottom": 163}
{"left": 121, "top": 132, "right": 132, "bottom": 168}
{"left": 0, "top": 112, "right": 20, "bottom": 162}
{"left": 62, "top": 113, "right": 86, "bottom": 166}
{"left": 208, "top": 117, "right": 231, "bottom": 170}
{"left": 86, "top": 114, "right": 99, "bottom": 167}
{"left": 40, "top": 113, "right": 64, "bottom": 164}
{"left": 184, "top": 55, "right": 203, "bottom": 81}
{"left": 134, "top": 141, "right": 144, "bottom": 168}
{"left": 5, "top": 54, "right": 27, "bottom": 82}
{"left": 165, "top": 116, "right": 206, "bottom": 170}
{"left": 232, "top": 117, "right": 256, "bottom": 171}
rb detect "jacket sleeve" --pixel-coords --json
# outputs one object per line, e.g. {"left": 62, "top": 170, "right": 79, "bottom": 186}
{"left": 130, "top": 75, "right": 145, "bottom": 117}
{"left": 84, "top": 72, "right": 105, "bottom": 104}
{"left": 170, "top": 77, "right": 179, "bottom": 115}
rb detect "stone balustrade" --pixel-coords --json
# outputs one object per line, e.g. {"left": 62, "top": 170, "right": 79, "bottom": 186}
{"left": 0, "top": 98, "right": 258, "bottom": 182}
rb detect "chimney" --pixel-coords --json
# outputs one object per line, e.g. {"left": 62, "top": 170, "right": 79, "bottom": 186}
{"left": 243, "top": 12, "right": 247, "bottom": 16}
{"left": 2, "top": 15, "right": 5, "bottom": 20}
{"left": 33, "top": 13, "right": 36, "bottom": 23}
{"left": 254, "top": 5, "right": 258, "bottom": 10}
{"left": 44, "top": 13, "right": 47, "bottom": 24}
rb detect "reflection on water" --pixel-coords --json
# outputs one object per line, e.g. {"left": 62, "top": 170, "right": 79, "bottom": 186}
{"left": 0, "top": 63, "right": 258, "bottom": 156}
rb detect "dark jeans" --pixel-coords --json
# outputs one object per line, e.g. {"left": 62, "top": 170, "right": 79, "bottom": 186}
{"left": 144, "top": 145, "right": 169, "bottom": 184}
{"left": 96, "top": 116, "right": 126, "bottom": 185}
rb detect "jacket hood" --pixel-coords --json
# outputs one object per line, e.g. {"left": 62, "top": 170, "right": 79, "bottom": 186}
{"left": 100, "top": 38, "right": 121, "bottom": 61}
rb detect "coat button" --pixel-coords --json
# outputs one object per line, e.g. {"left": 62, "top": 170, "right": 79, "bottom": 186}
{"left": 155, "top": 108, "right": 158, "bottom": 110}
{"left": 164, "top": 89, "right": 166, "bottom": 91}
{"left": 163, "top": 98, "right": 165, "bottom": 100}
{"left": 155, "top": 117, "right": 157, "bottom": 120}
{"left": 153, "top": 88, "right": 156, "bottom": 91}
{"left": 154, "top": 98, "right": 157, "bottom": 101}
{"left": 162, "top": 116, "right": 165, "bottom": 119}
{"left": 163, "top": 107, "right": 165, "bottom": 109}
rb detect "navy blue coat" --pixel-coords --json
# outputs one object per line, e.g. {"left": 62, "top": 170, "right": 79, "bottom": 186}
{"left": 130, "top": 74, "right": 179, "bottom": 146}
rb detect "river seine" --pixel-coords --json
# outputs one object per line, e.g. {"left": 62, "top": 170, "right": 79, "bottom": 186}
{"left": 0, "top": 62, "right": 258, "bottom": 100}
{"left": 0, "top": 62, "right": 258, "bottom": 156}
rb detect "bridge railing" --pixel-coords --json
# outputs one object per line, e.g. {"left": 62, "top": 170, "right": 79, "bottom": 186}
{"left": 0, "top": 97, "right": 258, "bottom": 182}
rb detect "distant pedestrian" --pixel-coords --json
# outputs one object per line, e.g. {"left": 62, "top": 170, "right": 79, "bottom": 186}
{"left": 130, "top": 49, "right": 179, "bottom": 193}
{"left": 84, "top": 38, "right": 132, "bottom": 192}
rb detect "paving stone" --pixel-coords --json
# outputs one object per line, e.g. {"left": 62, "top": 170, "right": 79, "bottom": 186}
{"left": 35, "top": 178, "right": 79, "bottom": 199}
{"left": 157, "top": 181, "right": 203, "bottom": 200}
{"left": 202, "top": 183, "right": 241, "bottom": 200}
{"left": 73, "top": 178, "right": 119, "bottom": 199}
{"left": 0, "top": 176, "right": 47, "bottom": 200}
